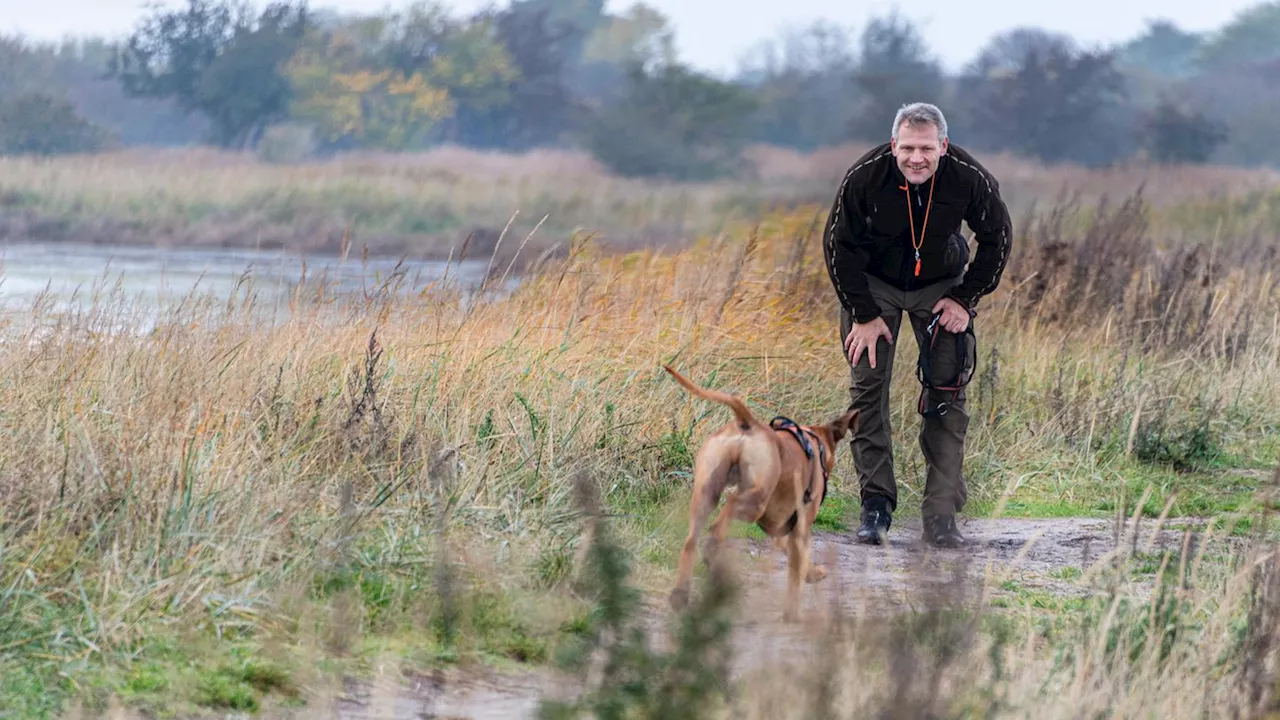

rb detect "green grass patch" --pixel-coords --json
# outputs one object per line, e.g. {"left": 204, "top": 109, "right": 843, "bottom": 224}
{"left": 973, "top": 498, "right": 1113, "bottom": 519}
{"left": 0, "top": 658, "right": 68, "bottom": 720}
{"left": 990, "top": 580, "right": 1089, "bottom": 615}
{"left": 195, "top": 657, "right": 295, "bottom": 712}
{"left": 815, "top": 494, "right": 853, "bottom": 531}
{"left": 964, "top": 450, "right": 1265, "bottom": 521}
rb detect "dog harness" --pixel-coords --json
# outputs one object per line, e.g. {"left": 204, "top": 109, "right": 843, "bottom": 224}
{"left": 916, "top": 309, "right": 977, "bottom": 419}
{"left": 761, "top": 416, "right": 830, "bottom": 536}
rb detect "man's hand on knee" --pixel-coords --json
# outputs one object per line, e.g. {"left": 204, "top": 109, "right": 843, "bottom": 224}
{"left": 844, "top": 317, "right": 894, "bottom": 368}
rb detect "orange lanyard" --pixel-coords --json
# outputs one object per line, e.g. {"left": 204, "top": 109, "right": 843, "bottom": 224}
{"left": 901, "top": 174, "right": 936, "bottom": 277}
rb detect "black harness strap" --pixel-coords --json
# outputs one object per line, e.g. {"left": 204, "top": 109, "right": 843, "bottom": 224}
{"left": 916, "top": 310, "right": 977, "bottom": 420}
{"left": 758, "top": 416, "right": 830, "bottom": 536}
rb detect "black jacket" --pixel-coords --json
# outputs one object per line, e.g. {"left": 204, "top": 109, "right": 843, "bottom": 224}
{"left": 823, "top": 142, "right": 1013, "bottom": 324}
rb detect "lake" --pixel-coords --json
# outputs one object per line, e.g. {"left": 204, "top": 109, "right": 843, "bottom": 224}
{"left": 0, "top": 242, "right": 493, "bottom": 326}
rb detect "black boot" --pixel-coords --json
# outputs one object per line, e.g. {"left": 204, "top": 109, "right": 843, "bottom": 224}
{"left": 922, "top": 514, "right": 966, "bottom": 548}
{"left": 855, "top": 497, "right": 893, "bottom": 545}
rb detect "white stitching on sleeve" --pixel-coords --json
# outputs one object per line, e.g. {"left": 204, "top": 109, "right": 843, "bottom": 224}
{"left": 826, "top": 151, "right": 890, "bottom": 310}
{"left": 949, "top": 157, "right": 1009, "bottom": 299}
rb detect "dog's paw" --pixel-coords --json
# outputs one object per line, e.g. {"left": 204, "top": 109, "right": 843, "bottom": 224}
{"left": 669, "top": 587, "right": 690, "bottom": 611}
{"left": 806, "top": 564, "right": 829, "bottom": 583}
{"left": 781, "top": 607, "right": 800, "bottom": 623}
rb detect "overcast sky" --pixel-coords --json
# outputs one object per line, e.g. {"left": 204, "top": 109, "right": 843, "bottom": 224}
{"left": 0, "top": 0, "right": 1261, "bottom": 74}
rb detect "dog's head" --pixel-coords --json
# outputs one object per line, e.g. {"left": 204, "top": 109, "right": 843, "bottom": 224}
{"left": 809, "top": 409, "right": 859, "bottom": 471}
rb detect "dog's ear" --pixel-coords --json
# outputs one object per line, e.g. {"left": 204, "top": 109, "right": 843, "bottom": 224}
{"left": 827, "top": 409, "right": 859, "bottom": 442}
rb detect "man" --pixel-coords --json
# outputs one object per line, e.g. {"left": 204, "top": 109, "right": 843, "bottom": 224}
{"left": 823, "top": 102, "right": 1012, "bottom": 548}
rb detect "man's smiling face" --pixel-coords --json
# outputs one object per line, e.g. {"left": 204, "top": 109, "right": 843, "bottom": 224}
{"left": 892, "top": 121, "right": 948, "bottom": 185}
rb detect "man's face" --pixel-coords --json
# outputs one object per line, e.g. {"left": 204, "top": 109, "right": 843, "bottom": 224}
{"left": 891, "top": 122, "right": 948, "bottom": 185}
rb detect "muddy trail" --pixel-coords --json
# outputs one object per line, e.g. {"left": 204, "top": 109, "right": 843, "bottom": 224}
{"left": 296, "top": 516, "right": 1200, "bottom": 719}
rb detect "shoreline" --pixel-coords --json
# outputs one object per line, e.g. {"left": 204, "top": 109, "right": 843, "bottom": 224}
{"left": 0, "top": 207, "right": 576, "bottom": 276}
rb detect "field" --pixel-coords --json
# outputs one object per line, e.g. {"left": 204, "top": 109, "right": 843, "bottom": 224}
{"left": 0, "top": 145, "right": 1278, "bottom": 718}
{"left": 3, "top": 143, "right": 1278, "bottom": 261}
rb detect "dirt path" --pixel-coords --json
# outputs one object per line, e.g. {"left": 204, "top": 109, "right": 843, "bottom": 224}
{"left": 316, "top": 516, "right": 1200, "bottom": 719}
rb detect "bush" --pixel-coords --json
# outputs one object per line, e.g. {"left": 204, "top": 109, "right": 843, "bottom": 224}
{"left": 1141, "top": 98, "right": 1229, "bottom": 164}
{"left": 256, "top": 122, "right": 317, "bottom": 163}
{"left": 583, "top": 61, "right": 757, "bottom": 181}
{"left": 0, "top": 92, "right": 106, "bottom": 156}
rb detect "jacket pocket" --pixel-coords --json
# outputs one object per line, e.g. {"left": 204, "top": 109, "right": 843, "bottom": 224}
{"left": 942, "top": 232, "right": 970, "bottom": 275}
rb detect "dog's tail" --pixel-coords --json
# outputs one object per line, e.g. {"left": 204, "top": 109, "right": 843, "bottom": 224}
{"left": 663, "top": 364, "right": 757, "bottom": 431}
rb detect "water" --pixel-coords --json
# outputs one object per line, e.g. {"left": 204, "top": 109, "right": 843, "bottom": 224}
{"left": 0, "top": 241, "right": 492, "bottom": 325}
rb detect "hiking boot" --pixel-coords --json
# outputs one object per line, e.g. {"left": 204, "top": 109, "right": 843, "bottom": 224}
{"left": 855, "top": 497, "right": 893, "bottom": 545}
{"left": 922, "top": 514, "right": 966, "bottom": 548}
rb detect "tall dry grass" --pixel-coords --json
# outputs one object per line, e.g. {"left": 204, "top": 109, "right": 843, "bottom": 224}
{"left": 0, "top": 185, "right": 1275, "bottom": 714}
{"left": 1, "top": 143, "right": 1277, "bottom": 262}
{"left": 0, "top": 146, "right": 745, "bottom": 259}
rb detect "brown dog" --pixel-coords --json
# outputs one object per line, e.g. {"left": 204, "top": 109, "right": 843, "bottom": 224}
{"left": 663, "top": 364, "right": 858, "bottom": 620}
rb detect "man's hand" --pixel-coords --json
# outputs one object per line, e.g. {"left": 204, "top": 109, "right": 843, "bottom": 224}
{"left": 932, "top": 297, "right": 972, "bottom": 334}
{"left": 844, "top": 317, "right": 894, "bottom": 368}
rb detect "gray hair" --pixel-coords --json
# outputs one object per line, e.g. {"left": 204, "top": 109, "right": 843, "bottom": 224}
{"left": 891, "top": 102, "right": 948, "bottom": 144}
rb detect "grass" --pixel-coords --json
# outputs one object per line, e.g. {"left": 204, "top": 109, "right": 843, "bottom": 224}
{"left": 0, "top": 143, "right": 1277, "bottom": 263}
{"left": 0, "top": 147, "right": 1276, "bottom": 716}
{"left": 0, "top": 146, "right": 768, "bottom": 262}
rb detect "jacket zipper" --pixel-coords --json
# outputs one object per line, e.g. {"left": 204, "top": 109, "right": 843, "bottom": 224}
{"left": 908, "top": 183, "right": 925, "bottom": 288}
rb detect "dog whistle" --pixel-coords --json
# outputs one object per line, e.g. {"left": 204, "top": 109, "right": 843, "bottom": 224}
{"left": 914, "top": 254, "right": 921, "bottom": 277}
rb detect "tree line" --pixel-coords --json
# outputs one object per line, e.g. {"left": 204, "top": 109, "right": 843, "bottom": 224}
{"left": 1, "top": 0, "right": 1278, "bottom": 177}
